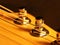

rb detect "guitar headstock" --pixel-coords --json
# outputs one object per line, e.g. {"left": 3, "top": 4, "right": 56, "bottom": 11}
{"left": 0, "top": 5, "right": 57, "bottom": 43}
{"left": 0, "top": 5, "right": 36, "bottom": 30}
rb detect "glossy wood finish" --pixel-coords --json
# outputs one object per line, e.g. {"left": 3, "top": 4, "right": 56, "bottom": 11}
{"left": 0, "top": 7, "right": 57, "bottom": 45}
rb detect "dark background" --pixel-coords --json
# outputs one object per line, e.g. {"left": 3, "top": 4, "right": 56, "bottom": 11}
{"left": 0, "top": 0, "right": 60, "bottom": 31}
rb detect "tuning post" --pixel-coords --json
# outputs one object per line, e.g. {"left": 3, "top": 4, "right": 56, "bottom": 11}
{"left": 14, "top": 8, "right": 31, "bottom": 25}
{"left": 30, "top": 16, "right": 49, "bottom": 37}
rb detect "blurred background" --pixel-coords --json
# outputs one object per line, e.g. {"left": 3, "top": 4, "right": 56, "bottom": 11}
{"left": 0, "top": 0, "right": 60, "bottom": 31}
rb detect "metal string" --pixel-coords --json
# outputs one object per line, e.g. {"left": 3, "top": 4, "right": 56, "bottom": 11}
{"left": 0, "top": 14, "right": 51, "bottom": 42}
{"left": 0, "top": 5, "right": 56, "bottom": 42}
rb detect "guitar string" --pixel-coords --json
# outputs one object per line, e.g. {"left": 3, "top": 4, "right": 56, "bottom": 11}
{"left": 0, "top": 13, "right": 54, "bottom": 42}
{"left": 49, "top": 35, "right": 56, "bottom": 39}
{"left": 0, "top": 8, "right": 55, "bottom": 42}
{"left": 0, "top": 16, "right": 39, "bottom": 45}
{"left": 0, "top": 5, "right": 35, "bottom": 26}
{"left": 0, "top": 5, "right": 56, "bottom": 42}
{"left": 0, "top": 14, "right": 51, "bottom": 42}
{"left": 0, "top": 14, "right": 56, "bottom": 40}
{"left": 0, "top": 33, "right": 21, "bottom": 45}
{"left": 0, "top": 23, "right": 51, "bottom": 44}
{"left": 0, "top": 24, "right": 37, "bottom": 45}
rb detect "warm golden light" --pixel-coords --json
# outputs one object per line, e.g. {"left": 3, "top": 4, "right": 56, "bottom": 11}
{"left": 23, "top": 17, "right": 29, "bottom": 25}
{"left": 0, "top": 5, "right": 57, "bottom": 45}
{"left": 40, "top": 31, "right": 47, "bottom": 37}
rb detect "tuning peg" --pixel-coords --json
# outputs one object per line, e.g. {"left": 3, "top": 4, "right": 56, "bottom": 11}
{"left": 14, "top": 17, "right": 31, "bottom": 25}
{"left": 14, "top": 7, "right": 31, "bottom": 25}
{"left": 30, "top": 16, "right": 49, "bottom": 37}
